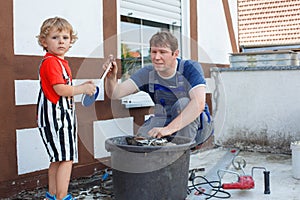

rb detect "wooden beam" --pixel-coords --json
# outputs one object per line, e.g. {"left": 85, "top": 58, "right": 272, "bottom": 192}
{"left": 190, "top": 0, "right": 198, "bottom": 60}
{"left": 222, "top": 0, "right": 238, "bottom": 53}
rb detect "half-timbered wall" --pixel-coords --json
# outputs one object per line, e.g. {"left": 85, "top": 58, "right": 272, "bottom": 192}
{"left": 0, "top": 0, "right": 236, "bottom": 197}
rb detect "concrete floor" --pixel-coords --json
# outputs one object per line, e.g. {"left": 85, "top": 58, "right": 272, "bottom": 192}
{"left": 11, "top": 146, "right": 300, "bottom": 200}
{"left": 187, "top": 147, "right": 300, "bottom": 200}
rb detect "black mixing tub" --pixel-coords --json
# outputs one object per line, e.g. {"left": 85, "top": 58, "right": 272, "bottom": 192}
{"left": 105, "top": 136, "right": 194, "bottom": 200}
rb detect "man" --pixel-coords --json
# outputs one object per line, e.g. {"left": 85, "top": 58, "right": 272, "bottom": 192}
{"left": 105, "top": 31, "right": 209, "bottom": 143}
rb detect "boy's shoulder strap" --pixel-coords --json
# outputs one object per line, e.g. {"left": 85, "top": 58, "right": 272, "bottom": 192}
{"left": 38, "top": 56, "right": 69, "bottom": 81}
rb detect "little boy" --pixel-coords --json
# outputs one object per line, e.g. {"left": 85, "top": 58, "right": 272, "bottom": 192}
{"left": 36, "top": 17, "right": 96, "bottom": 200}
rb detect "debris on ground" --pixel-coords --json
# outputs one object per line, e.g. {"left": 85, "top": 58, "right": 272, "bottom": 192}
{"left": 9, "top": 169, "right": 114, "bottom": 200}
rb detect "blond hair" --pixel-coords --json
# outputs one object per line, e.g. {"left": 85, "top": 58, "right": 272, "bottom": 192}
{"left": 37, "top": 17, "right": 78, "bottom": 51}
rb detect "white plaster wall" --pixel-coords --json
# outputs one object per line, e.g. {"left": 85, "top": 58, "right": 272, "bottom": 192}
{"left": 93, "top": 117, "right": 134, "bottom": 159}
{"left": 16, "top": 128, "right": 49, "bottom": 174}
{"left": 211, "top": 69, "right": 300, "bottom": 151}
{"left": 13, "top": 0, "right": 103, "bottom": 58}
{"left": 181, "top": 0, "right": 191, "bottom": 59}
{"left": 197, "top": 0, "right": 238, "bottom": 64}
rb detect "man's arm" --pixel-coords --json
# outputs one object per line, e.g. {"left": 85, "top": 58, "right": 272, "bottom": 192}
{"left": 106, "top": 78, "right": 138, "bottom": 100}
{"left": 104, "top": 60, "right": 138, "bottom": 100}
{"left": 148, "top": 85, "right": 206, "bottom": 138}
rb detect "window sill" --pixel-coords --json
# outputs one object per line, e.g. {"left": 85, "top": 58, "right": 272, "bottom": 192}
{"left": 121, "top": 91, "right": 154, "bottom": 108}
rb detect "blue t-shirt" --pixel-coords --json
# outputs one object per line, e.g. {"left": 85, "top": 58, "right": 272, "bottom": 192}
{"left": 130, "top": 58, "right": 206, "bottom": 103}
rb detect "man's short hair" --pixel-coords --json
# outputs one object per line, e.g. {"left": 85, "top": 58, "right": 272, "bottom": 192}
{"left": 149, "top": 31, "right": 178, "bottom": 52}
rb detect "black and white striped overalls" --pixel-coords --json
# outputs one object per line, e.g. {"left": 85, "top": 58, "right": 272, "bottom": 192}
{"left": 37, "top": 57, "right": 78, "bottom": 162}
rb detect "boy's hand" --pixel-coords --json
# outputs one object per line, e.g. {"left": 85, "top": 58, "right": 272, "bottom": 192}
{"left": 82, "top": 81, "right": 96, "bottom": 96}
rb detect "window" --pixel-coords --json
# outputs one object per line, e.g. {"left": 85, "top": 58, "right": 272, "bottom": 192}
{"left": 119, "top": 0, "right": 183, "bottom": 108}
{"left": 120, "top": 16, "right": 181, "bottom": 81}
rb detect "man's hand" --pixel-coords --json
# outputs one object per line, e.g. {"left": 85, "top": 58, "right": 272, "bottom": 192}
{"left": 103, "top": 54, "right": 117, "bottom": 79}
{"left": 148, "top": 127, "right": 174, "bottom": 138}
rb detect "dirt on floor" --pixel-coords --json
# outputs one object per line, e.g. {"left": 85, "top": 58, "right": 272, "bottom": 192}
{"left": 8, "top": 169, "right": 114, "bottom": 200}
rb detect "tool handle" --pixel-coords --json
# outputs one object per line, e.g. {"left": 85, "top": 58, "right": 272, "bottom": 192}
{"left": 263, "top": 171, "right": 271, "bottom": 194}
{"left": 101, "top": 62, "right": 112, "bottom": 80}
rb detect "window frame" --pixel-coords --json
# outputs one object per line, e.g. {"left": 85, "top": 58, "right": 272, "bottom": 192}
{"left": 116, "top": 0, "right": 190, "bottom": 108}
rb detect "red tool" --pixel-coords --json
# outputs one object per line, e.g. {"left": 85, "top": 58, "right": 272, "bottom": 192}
{"left": 222, "top": 174, "right": 255, "bottom": 190}
{"left": 218, "top": 156, "right": 270, "bottom": 194}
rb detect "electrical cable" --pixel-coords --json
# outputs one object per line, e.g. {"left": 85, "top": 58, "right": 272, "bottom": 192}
{"left": 188, "top": 173, "right": 231, "bottom": 199}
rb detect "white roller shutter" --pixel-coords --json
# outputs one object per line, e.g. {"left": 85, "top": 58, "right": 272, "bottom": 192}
{"left": 120, "top": 0, "right": 181, "bottom": 26}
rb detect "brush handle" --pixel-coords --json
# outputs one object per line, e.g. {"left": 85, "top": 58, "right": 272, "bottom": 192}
{"left": 101, "top": 62, "right": 112, "bottom": 80}
{"left": 263, "top": 171, "right": 271, "bottom": 194}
